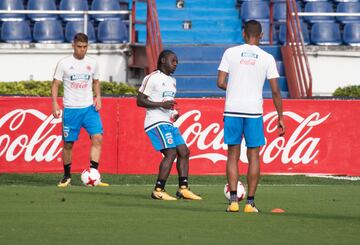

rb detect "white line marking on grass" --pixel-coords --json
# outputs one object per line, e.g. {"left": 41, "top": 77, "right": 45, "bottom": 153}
{"left": 306, "top": 175, "right": 360, "bottom": 181}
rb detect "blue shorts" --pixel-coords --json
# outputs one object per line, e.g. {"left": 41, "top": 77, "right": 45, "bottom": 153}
{"left": 146, "top": 123, "right": 185, "bottom": 151}
{"left": 62, "top": 105, "right": 103, "bottom": 142}
{"left": 224, "top": 116, "right": 265, "bottom": 147}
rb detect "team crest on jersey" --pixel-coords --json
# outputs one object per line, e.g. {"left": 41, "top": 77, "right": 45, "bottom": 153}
{"left": 163, "top": 91, "right": 175, "bottom": 98}
{"left": 86, "top": 65, "right": 92, "bottom": 71}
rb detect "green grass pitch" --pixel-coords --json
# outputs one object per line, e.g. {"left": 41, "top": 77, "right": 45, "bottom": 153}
{"left": 0, "top": 174, "right": 359, "bottom": 245}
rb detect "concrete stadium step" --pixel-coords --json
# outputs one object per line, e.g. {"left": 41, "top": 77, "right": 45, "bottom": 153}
{"left": 135, "top": 8, "right": 239, "bottom": 20}
{"left": 137, "top": 30, "right": 243, "bottom": 44}
{"left": 133, "top": 0, "right": 238, "bottom": 9}
{"left": 135, "top": 19, "right": 241, "bottom": 31}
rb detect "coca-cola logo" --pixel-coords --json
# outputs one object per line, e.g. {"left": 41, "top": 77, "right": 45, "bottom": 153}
{"left": 175, "top": 110, "right": 331, "bottom": 165}
{"left": 0, "top": 109, "right": 62, "bottom": 162}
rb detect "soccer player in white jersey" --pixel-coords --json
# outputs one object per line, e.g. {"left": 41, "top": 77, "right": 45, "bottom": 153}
{"left": 217, "top": 20, "right": 286, "bottom": 212}
{"left": 51, "top": 33, "right": 109, "bottom": 187}
{"left": 137, "top": 50, "right": 201, "bottom": 201}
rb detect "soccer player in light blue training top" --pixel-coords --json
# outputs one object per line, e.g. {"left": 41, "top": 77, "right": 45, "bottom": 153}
{"left": 137, "top": 50, "right": 201, "bottom": 201}
{"left": 52, "top": 33, "right": 109, "bottom": 187}
{"left": 217, "top": 20, "right": 286, "bottom": 212}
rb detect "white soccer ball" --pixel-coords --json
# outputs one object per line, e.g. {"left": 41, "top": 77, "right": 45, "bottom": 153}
{"left": 81, "top": 168, "right": 101, "bottom": 186}
{"left": 224, "top": 181, "right": 246, "bottom": 202}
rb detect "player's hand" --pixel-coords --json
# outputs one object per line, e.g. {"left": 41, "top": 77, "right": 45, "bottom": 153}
{"left": 278, "top": 118, "right": 286, "bottom": 136}
{"left": 162, "top": 100, "right": 176, "bottom": 109}
{"left": 52, "top": 103, "right": 61, "bottom": 118}
{"left": 94, "top": 97, "right": 102, "bottom": 111}
{"left": 171, "top": 109, "right": 180, "bottom": 122}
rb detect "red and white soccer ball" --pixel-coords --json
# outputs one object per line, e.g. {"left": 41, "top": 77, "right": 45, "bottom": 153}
{"left": 224, "top": 181, "right": 246, "bottom": 202}
{"left": 81, "top": 168, "right": 101, "bottom": 186}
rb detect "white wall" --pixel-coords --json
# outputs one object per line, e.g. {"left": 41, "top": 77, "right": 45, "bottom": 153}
{"left": 306, "top": 46, "right": 360, "bottom": 96}
{"left": 0, "top": 43, "right": 129, "bottom": 83}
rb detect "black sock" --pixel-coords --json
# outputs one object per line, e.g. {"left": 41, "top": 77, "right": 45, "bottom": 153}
{"left": 155, "top": 179, "right": 166, "bottom": 190}
{"left": 179, "top": 176, "right": 188, "bottom": 188}
{"left": 64, "top": 163, "right": 71, "bottom": 178}
{"left": 90, "top": 160, "right": 99, "bottom": 169}
{"left": 230, "top": 191, "right": 238, "bottom": 202}
{"left": 246, "top": 196, "right": 255, "bottom": 205}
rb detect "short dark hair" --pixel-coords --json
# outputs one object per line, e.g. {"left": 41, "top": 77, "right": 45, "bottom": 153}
{"left": 157, "top": 49, "right": 175, "bottom": 69}
{"left": 244, "top": 20, "right": 262, "bottom": 38}
{"left": 73, "top": 33, "right": 88, "bottom": 43}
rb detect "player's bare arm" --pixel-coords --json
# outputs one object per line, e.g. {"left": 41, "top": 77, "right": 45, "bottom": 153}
{"left": 217, "top": 70, "right": 228, "bottom": 90}
{"left": 93, "top": 79, "right": 101, "bottom": 111}
{"left": 136, "top": 92, "right": 176, "bottom": 109}
{"left": 269, "top": 78, "right": 286, "bottom": 136}
{"left": 51, "top": 79, "right": 62, "bottom": 118}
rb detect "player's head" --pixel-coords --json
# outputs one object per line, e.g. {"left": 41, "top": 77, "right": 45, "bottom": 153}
{"left": 72, "top": 33, "right": 88, "bottom": 60}
{"left": 243, "top": 20, "right": 263, "bottom": 44}
{"left": 157, "top": 50, "right": 178, "bottom": 75}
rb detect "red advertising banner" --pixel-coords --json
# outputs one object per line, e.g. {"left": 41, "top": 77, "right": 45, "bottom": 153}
{"left": 1, "top": 97, "right": 359, "bottom": 176}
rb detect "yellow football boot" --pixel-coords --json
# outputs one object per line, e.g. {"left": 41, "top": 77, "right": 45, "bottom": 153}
{"left": 97, "top": 181, "right": 110, "bottom": 187}
{"left": 57, "top": 177, "right": 71, "bottom": 188}
{"left": 226, "top": 202, "right": 239, "bottom": 212}
{"left": 244, "top": 203, "right": 260, "bottom": 213}
{"left": 176, "top": 186, "right": 202, "bottom": 200}
{"left": 151, "top": 188, "right": 177, "bottom": 201}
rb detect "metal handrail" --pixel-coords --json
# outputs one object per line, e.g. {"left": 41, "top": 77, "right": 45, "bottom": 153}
{"left": 0, "top": 10, "right": 131, "bottom": 39}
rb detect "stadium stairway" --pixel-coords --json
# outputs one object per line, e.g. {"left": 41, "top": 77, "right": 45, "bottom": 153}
{"left": 133, "top": 0, "right": 289, "bottom": 98}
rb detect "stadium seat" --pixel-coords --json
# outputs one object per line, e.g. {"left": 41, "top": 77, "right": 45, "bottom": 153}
{"left": 1, "top": 21, "right": 32, "bottom": 43}
{"left": 0, "top": 0, "right": 25, "bottom": 21}
{"left": 97, "top": 20, "right": 128, "bottom": 43}
{"left": 279, "top": 22, "right": 310, "bottom": 45}
{"left": 273, "top": 1, "right": 301, "bottom": 23}
{"left": 27, "top": 0, "right": 58, "bottom": 21}
{"left": 304, "top": 1, "right": 335, "bottom": 23}
{"left": 65, "top": 21, "right": 96, "bottom": 43}
{"left": 259, "top": 21, "right": 278, "bottom": 45}
{"left": 240, "top": 1, "right": 269, "bottom": 21}
{"left": 310, "top": 22, "right": 342, "bottom": 45}
{"left": 33, "top": 20, "right": 64, "bottom": 43}
{"left": 59, "top": 0, "right": 89, "bottom": 21}
{"left": 91, "top": 0, "right": 124, "bottom": 21}
{"left": 343, "top": 22, "right": 360, "bottom": 46}
{"left": 336, "top": 2, "right": 360, "bottom": 24}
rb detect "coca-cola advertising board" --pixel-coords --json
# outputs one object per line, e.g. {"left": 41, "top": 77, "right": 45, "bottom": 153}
{"left": 1, "top": 97, "right": 359, "bottom": 176}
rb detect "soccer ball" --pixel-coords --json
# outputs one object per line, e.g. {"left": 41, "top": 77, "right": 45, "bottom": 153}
{"left": 224, "top": 181, "right": 246, "bottom": 202}
{"left": 81, "top": 168, "right": 101, "bottom": 186}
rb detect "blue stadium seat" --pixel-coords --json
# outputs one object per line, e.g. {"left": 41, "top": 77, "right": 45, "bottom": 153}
{"left": 343, "top": 22, "right": 360, "bottom": 46}
{"left": 304, "top": 1, "right": 335, "bottom": 23}
{"left": 274, "top": 1, "right": 301, "bottom": 22}
{"left": 33, "top": 20, "right": 64, "bottom": 43}
{"left": 1, "top": 21, "right": 32, "bottom": 43}
{"left": 310, "top": 22, "right": 342, "bottom": 45}
{"left": 240, "top": 1, "right": 269, "bottom": 21}
{"left": 0, "top": 0, "right": 25, "bottom": 21}
{"left": 59, "top": 0, "right": 89, "bottom": 21}
{"left": 336, "top": 2, "right": 360, "bottom": 24}
{"left": 279, "top": 22, "right": 310, "bottom": 45}
{"left": 259, "top": 21, "right": 278, "bottom": 45}
{"left": 65, "top": 21, "right": 96, "bottom": 43}
{"left": 97, "top": 20, "right": 128, "bottom": 43}
{"left": 27, "top": 0, "right": 58, "bottom": 21}
{"left": 91, "top": 0, "right": 124, "bottom": 21}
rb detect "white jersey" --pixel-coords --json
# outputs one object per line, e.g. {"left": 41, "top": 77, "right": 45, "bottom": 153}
{"left": 53, "top": 55, "right": 99, "bottom": 108}
{"left": 138, "top": 70, "right": 176, "bottom": 130}
{"left": 218, "top": 44, "right": 279, "bottom": 117}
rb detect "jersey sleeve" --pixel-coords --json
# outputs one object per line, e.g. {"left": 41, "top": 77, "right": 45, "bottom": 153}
{"left": 218, "top": 49, "right": 230, "bottom": 73}
{"left": 53, "top": 60, "right": 64, "bottom": 81}
{"left": 138, "top": 74, "right": 154, "bottom": 96}
{"left": 266, "top": 56, "right": 280, "bottom": 79}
